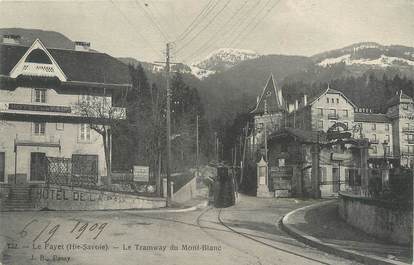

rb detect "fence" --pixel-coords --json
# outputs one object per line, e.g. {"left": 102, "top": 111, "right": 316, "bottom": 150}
{"left": 46, "top": 158, "right": 157, "bottom": 196}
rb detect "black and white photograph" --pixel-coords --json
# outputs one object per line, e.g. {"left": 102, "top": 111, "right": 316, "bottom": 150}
{"left": 0, "top": 0, "right": 413, "bottom": 264}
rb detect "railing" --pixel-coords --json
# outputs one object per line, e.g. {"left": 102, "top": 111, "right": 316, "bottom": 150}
{"left": 15, "top": 134, "right": 61, "bottom": 147}
{"left": 2, "top": 101, "right": 125, "bottom": 119}
{"left": 328, "top": 113, "right": 339, "bottom": 120}
{"left": 8, "top": 103, "right": 71, "bottom": 113}
{"left": 402, "top": 127, "right": 414, "bottom": 133}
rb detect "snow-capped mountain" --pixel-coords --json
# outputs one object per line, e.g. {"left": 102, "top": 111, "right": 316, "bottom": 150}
{"left": 313, "top": 42, "right": 414, "bottom": 68}
{"left": 193, "top": 48, "right": 260, "bottom": 77}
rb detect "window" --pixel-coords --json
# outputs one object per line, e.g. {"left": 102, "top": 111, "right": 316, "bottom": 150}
{"left": 386, "top": 135, "right": 390, "bottom": 143}
{"left": 346, "top": 169, "right": 361, "bottom": 186}
{"left": 372, "top": 134, "right": 377, "bottom": 141}
{"left": 408, "top": 145, "right": 414, "bottom": 154}
{"left": 342, "top": 109, "right": 349, "bottom": 117}
{"left": 33, "top": 122, "right": 46, "bottom": 135}
{"left": 384, "top": 146, "right": 390, "bottom": 155}
{"left": 318, "top": 120, "right": 323, "bottom": 129}
{"left": 331, "top": 98, "right": 334, "bottom": 103}
{"left": 317, "top": 108, "right": 323, "bottom": 117}
{"left": 326, "top": 98, "right": 329, "bottom": 103}
{"left": 385, "top": 124, "right": 390, "bottom": 131}
{"left": 34, "top": 89, "right": 46, "bottom": 103}
{"left": 329, "top": 109, "right": 336, "bottom": 115}
{"left": 0, "top": 152, "right": 4, "bottom": 182}
{"left": 56, "top": 123, "right": 64, "bottom": 131}
{"left": 372, "top": 146, "right": 377, "bottom": 154}
{"left": 336, "top": 98, "right": 339, "bottom": 103}
{"left": 319, "top": 167, "right": 327, "bottom": 182}
{"left": 79, "top": 124, "right": 91, "bottom": 141}
{"left": 408, "top": 134, "right": 414, "bottom": 141}
{"left": 371, "top": 123, "right": 376, "bottom": 130}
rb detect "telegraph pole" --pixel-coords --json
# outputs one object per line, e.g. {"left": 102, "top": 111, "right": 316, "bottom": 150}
{"left": 196, "top": 115, "right": 199, "bottom": 178}
{"left": 165, "top": 43, "right": 172, "bottom": 206}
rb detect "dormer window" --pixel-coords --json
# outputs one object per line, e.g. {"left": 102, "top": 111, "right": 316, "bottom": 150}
{"left": 25, "top": 49, "right": 52, "bottom": 64}
{"left": 34, "top": 89, "right": 46, "bottom": 103}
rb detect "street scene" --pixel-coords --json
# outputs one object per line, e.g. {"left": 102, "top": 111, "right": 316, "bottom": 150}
{"left": 0, "top": 0, "right": 413, "bottom": 264}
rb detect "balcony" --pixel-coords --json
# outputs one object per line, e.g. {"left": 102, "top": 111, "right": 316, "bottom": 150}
{"left": 369, "top": 139, "right": 379, "bottom": 144}
{"left": 8, "top": 103, "right": 71, "bottom": 113}
{"left": 15, "top": 134, "right": 61, "bottom": 149}
{"left": 2, "top": 102, "right": 125, "bottom": 120}
{"left": 408, "top": 139, "right": 414, "bottom": 144}
{"left": 328, "top": 113, "right": 339, "bottom": 120}
{"left": 402, "top": 127, "right": 414, "bottom": 133}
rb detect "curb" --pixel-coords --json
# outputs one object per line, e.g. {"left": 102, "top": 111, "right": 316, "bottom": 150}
{"left": 280, "top": 200, "right": 409, "bottom": 265}
{"left": 132, "top": 200, "right": 209, "bottom": 214}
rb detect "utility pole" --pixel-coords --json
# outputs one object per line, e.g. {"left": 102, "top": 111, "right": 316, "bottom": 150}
{"left": 264, "top": 122, "right": 268, "bottom": 162}
{"left": 196, "top": 115, "right": 199, "bottom": 179}
{"left": 214, "top": 132, "right": 218, "bottom": 162}
{"left": 165, "top": 43, "right": 172, "bottom": 206}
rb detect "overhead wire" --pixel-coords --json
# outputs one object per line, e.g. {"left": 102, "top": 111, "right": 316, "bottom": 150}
{"left": 175, "top": 0, "right": 216, "bottom": 42}
{"left": 179, "top": 0, "right": 254, "bottom": 63}
{"left": 224, "top": 0, "right": 273, "bottom": 48}
{"left": 174, "top": 0, "right": 233, "bottom": 55}
{"left": 134, "top": 0, "right": 170, "bottom": 41}
{"left": 108, "top": 0, "right": 163, "bottom": 58}
{"left": 178, "top": 0, "right": 262, "bottom": 63}
{"left": 229, "top": 0, "right": 281, "bottom": 48}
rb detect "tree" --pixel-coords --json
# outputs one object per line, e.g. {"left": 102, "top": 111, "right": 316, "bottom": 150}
{"left": 74, "top": 91, "right": 126, "bottom": 185}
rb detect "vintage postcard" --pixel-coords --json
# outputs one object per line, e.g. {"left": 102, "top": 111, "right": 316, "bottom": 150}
{"left": 0, "top": 1, "right": 413, "bottom": 264}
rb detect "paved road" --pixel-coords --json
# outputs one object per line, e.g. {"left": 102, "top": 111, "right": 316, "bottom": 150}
{"left": 0, "top": 195, "right": 360, "bottom": 265}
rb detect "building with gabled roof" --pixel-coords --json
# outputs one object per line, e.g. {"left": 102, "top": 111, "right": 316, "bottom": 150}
{"left": 249, "top": 74, "right": 287, "bottom": 158}
{"left": 0, "top": 36, "right": 131, "bottom": 189}
{"left": 248, "top": 75, "right": 413, "bottom": 197}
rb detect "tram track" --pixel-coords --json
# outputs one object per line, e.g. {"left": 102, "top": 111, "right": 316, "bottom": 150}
{"left": 216, "top": 208, "right": 332, "bottom": 265}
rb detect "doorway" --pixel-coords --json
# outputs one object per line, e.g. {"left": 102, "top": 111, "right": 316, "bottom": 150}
{"left": 30, "top": 152, "right": 47, "bottom": 181}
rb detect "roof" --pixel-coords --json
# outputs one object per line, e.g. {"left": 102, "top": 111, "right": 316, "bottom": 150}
{"left": 0, "top": 42, "right": 131, "bottom": 85}
{"left": 354, "top": 112, "right": 391, "bottom": 123}
{"left": 251, "top": 74, "right": 287, "bottom": 114}
{"left": 269, "top": 127, "right": 327, "bottom": 144}
{"left": 385, "top": 90, "right": 413, "bottom": 108}
{"left": 306, "top": 85, "right": 357, "bottom": 108}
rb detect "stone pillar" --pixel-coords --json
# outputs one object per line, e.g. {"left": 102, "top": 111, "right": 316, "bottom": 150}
{"left": 163, "top": 178, "right": 174, "bottom": 199}
{"left": 360, "top": 143, "right": 369, "bottom": 194}
{"left": 257, "top": 157, "right": 272, "bottom": 197}
{"left": 311, "top": 144, "right": 321, "bottom": 198}
{"left": 294, "top": 166, "right": 303, "bottom": 197}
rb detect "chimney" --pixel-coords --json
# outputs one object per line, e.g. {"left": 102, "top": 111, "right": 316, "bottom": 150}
{"left": 2, "top": 34, "right": 21, "bottom": 45}
{"left": 74, "top": 41, "right": 91, "bottom": 52}
{"left": 303, "top": 94, "right": 307, "bottom": 106}
{"left": 295, "top": 99, "right": 299, "bottom": 111}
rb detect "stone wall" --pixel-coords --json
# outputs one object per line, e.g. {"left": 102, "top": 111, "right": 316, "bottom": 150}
{"left": 172, "top": 176, "right": 197, "bottom": 203}
{"left": 338, "top": 192, "right": 412, "bottom": 245}
{"left": 30, "top": 185, "right": 166, "bottom": 210}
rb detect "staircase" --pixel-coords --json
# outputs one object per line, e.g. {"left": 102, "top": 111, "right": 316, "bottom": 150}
{"left": 1, "top": 185, "right": 34, "bottom": 211}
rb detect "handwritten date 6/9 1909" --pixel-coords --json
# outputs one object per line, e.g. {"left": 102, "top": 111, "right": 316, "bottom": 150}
{"left": 18, "top": 219, "right": 108, "bottom": 244}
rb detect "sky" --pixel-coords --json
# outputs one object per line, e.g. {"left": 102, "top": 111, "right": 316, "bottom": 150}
{"left": 0, "top": 0, "right": 413, "bottom": 64}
